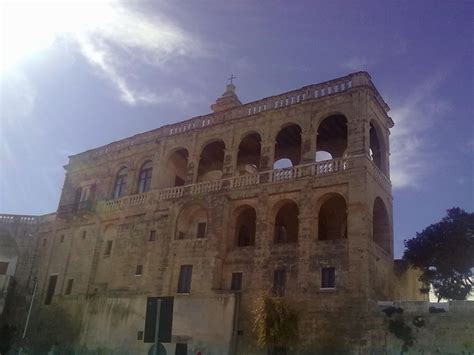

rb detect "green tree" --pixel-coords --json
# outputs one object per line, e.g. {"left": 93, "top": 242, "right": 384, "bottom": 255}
{"left": 253, "top": 294, "right": 299, "bottom": 354}
{"left": 23, "top": 305, "right": 80, "bottom": 354}
{"left": 403, "top": 207, "right": 474, "bottom": 301}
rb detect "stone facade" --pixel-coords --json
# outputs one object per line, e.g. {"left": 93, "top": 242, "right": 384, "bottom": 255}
{"left": 1, "top": 72, "right": 434, "bottom": 354}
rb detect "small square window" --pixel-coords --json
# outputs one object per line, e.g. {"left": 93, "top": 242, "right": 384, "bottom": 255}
{"left": 321, "top": 267, "right": 335, "bottom": 289}
{"left": 104, "top": 240, "right": 113, "bottom": 256}
{"left": 196, "top": 222, "right": 207, "bottom": 238}
{"left": 231, "top": 272, "right": 243, "bottom": 291}
{"left": 135, "top": 265, "right": 143, "bottom": 276}
{"left": 137, "top": 331, "right": 144, "bottom": 340}
{"left": 65, "top": 279, "right": 74, "bottom": 295}
{"left": 149, "top": 230, "right": 156, "bottom": 242}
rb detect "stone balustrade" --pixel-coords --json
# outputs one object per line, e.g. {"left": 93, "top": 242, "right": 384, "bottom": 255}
{"left": 0, "top": 214, "right": 37, "bottom": 224}
{"left": 96, "top": 157, "right": 358, "bottom": 213}
{"left": 372, "top": 162, "right": 392, "bottom": 191}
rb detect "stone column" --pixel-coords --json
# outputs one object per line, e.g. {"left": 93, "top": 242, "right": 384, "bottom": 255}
{"left": 259, "top": 139, "right": 275, "bottom": 171}
{"left": 300, "top": 127, "right": 316, "bottom": 164}
{"left": 222, "top": 148, "right": 237, "bottom": 178}
{"left": 347, "top": 118, "right": 368, "bottom": 157}
{"left": 186, "top": 153, "right": 200, "bottom": 184}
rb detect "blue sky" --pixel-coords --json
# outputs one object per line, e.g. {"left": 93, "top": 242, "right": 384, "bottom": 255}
{"left": 0, "top": 0, "right": 472, "bottom": 257}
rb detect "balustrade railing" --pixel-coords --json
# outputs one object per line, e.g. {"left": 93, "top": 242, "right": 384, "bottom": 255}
{"left": 230, "top": 174, "right": 260, "bottom": 188}
{"left": 313, "top": 158, "right": 347, "bottom": 175}
{"left": 158, "top": 186, "right": 185, "bottom": 200}
{"left": 0, "top": 214, "right": 37, "bottom": 224}
{"left": 96, "top": 157, "right": 362, "bottom": 213}
{"left": 271, "top": 166, "right": 303, "bottom": 182}
{"left": 190, "top": 180, "right": 222, "bottom": 195}
{"left": 371, "top": 162, "right": 391, "bottom": 190}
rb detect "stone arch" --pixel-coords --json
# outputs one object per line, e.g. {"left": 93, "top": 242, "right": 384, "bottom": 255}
{"left": 273, "top": 199, "right": 299, "bottom": 243}
{"left": 234, "top": 205, "right": 257, "bottom": 247}
{"left": 161, "top": 148, "right": 189, "bottom": 188}
{"left": 175, "top": 203, "right": 208, "bottom": 240}
{"left": 316, "top": 114, "right": 348, "bottom": 160}
{"left": 198, "top": 140, "right": 226, "bottom": 182}
{"left": 370, "top": 120, "right": 388, "bottom": 174}
{"left": 112, "top": 166, "right": 128, "bottom": 198}
{"left": 373, "top": 197, "right": 391, "bottom": 253}
{"left": 237, "top": 132, "right": 261, "bottom": 174}
{"left": 274, "top": 124, "right": 302, "bottom": 168}
{"left": 318, "top": 193, "right": 347, "bottom": 240}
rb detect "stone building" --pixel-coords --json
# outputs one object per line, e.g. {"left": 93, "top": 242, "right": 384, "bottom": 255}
{"left": 1, "top": 72, "right": 429, "bottom": 354}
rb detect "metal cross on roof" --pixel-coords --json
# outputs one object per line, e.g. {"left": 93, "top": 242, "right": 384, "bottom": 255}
{"left": 228, "top": 74, "right": 236, "bottom": 85}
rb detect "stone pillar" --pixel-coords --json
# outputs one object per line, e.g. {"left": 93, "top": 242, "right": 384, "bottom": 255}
{"left": 347, "top": 118, "right": 368, "bottom": 157}
{"left": 150, "top": 144, "right": 163, "bottom": 190}
{"left": 300, "top": 127, "right": 316, "bottom": 164}
{"left": 259, "top": 139, "right": 275, "bottom": 171}
{"left": 186, "top": 154, "right": 199, "bottom": 184}
{"left": 222, "top": 148, "right": 236, "bottom": 178}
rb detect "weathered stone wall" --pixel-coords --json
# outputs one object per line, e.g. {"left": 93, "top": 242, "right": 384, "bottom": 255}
{"left": 367, "top": 300, "right": 474, "bottom": 354}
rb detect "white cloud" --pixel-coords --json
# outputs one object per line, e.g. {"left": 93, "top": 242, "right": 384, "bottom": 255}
{"left": 0, "top": 69, "right": 36, "bottom": 120}
{"left": 73, "top": 3, "right": 203, "bottom": 105}
{"left": 342, "top": 56, "right": 374, "bottom": 71}
{"left": 390, "top": 73, "right": 450, "bottom": 189}
{"left": 1, "top": 1, "right": 205, "bottom": 106}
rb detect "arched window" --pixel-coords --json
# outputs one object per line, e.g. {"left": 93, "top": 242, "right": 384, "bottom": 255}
{"left": 370, "top": 121, "right": 388, "bottom": 174}
{"left": 274, "top": 201, "right": 299, "bottom": 243}
{"left": 235, "top": 206, "right": 257, "bottom": 247}
{"left": 318, "top": 194, "right": 347, "bottom": 240}
{"left": 137, "top": 160, "right": 153, "bottom": 193}
{"left": 176, "top": 204, "right": 208, "bottom": 240}
{"left": 113, "top": 167, "right": 128, "bottom": 198}
{"left": 198, "top": 141, "right": 225, "bottom": 182}
{"left": 316, "top": 115, "right": 347, "bottom": 160}
{"left": 373, "top": 197, "right": 391, "bottom": 253}
{"left": 237, "top": 133, "right": 261, "bottom": 174}
{"left": 274, "top": 124, "right": 302, "bottom": 168}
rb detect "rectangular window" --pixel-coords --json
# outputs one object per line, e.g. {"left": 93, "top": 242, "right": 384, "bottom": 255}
{"left": 273, "top": 269, "right": 286, "bottom": 297}
{"left": 65, "top": 279, "right": 74, "bottom": 295}
{"left": 44, "top": 275, "right": 58, "bottom": 305}
{"left": 231, "top": 272, "right": 243, "bottom": 291}
{"left": 136, "top": 265, "right": 143, "bottom": 276}
{"left": 43, "top": 238, "right": 47, "bottom": 246}
{"left": 137, "top": 331, "right": 144, "bottom": 340}
{"left": 82, "top": 231, "right": 87, "bottom": 239}
{"left": 60, "top": 235, "right": 64, "bottom": 243}
{"left": 196, "top": 222, "right": 207, "bottom": 238}
{"left": 149, "top": 230, "right": 156, "bottom": 242}
{"left": 321, "top": 267, "right": 336, "bottom": 289}
{"left": 104, "top": 240, "right": 113, "bottom": 256}
{"left": 177, "top": 265, "right": 193, "bottom": 293}
{"left": 0, "top": 262, "right": 8, "bottom": 275}
{"left": 178, "top": 232, "right": 185, "bottom": 240}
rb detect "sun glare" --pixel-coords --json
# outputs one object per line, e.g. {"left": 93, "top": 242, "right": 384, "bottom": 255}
{"left": 0, "top": 1, "right": 115, "bottom": 73}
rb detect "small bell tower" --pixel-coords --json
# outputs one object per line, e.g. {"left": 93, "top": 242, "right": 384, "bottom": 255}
{"left": 211, "top": 74, "right": 242, "bottom": 112}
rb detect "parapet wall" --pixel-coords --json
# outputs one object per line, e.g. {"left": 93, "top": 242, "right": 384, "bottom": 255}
{"left": 364, "top": 300, "right": 474, "bottom": 354}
